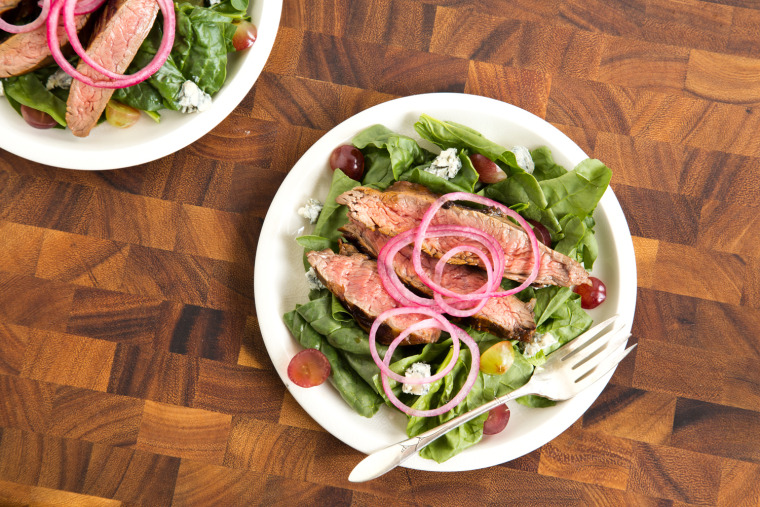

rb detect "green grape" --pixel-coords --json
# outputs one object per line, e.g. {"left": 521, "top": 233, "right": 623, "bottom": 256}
{"left": 479, "top": 341, "right": 515, "bottom": 375}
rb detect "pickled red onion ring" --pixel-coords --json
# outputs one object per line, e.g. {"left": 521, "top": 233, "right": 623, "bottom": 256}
{"left": 0, "top": 0, "right": 49, "bottom": 33}
{"left": 378, "top": 225, "right": 501, "bottom": 309}
{"left": 46, "top": 0, "right": 175, "bottom": 89}
{"left": 61, "top": 0, "right": 173, "bottom": 82}
{"left": 413, "top": 192, "right": 540, "bottom": 298}
{"left": 379, "top": 323, "right": 481, "bottom": 418}
{"left": 368, "top": 308, "right": 460, "bottom": 384}
{"left": 72, "top": 0, "right": 107, "bottom": 15}
{"left": 432, "top": 245, "right": 491, "bottom": 318}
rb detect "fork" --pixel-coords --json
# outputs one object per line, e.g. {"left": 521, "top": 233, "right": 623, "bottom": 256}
{"left": 348, "top": 315, "right": 635, "bottom": 482}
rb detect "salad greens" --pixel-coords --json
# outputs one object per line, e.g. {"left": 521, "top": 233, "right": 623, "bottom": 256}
{"left": 284, "top": 114, "right": 612, "bottom": 463}
{"left": 1, "top": 0, "right": 248, "bottom": 126}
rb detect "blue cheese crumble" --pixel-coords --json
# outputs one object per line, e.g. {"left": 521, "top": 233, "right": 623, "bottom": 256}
{"left": 424, "top": 148, "right": 461, "bottom": 180}
{"left": 402, "top": 362, "right": 431, "bottom": 395}
{"left": 46, "top": 69, "right": 73, "bottom": 91}
{"left": 177, "top": 81, "right": 212, "bottom": 113}
{"left": 305, "top": 268, "right": 325, "bottom": 291}
{"left": 524, "top": 332, "right": 558, "bottom": 357}
{"left": 510, "top": 145, "right": 535, "bottom": 174}
{"left": 297, "top": 198, "right": 323, "bottom": 224}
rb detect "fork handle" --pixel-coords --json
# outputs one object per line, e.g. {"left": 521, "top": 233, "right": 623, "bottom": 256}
{"left": 348, "top": 383, "right": 535, "bottom": 482}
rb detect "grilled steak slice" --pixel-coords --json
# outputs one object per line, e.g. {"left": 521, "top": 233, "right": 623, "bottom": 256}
{"left": 0, "top": 0, "right": 22, "bottom": 14}
{"left": 66, "top": 0, "right": 158, "bottom": 137}
{"left": 0, "top": 13, "right": 90, "bottom": 78}
{"left": 307, "top": 249, "right": 441, "bottom": 346}
{"left": 336, "top": 181, "right": 590, "bottom": 287}
{"left": 340, "top": 220, "right": 536, "bottom": 342}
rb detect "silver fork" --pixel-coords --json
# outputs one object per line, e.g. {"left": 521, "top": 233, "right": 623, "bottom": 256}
{"left": 348, "top": 315, "right": 635, "bottom": 482}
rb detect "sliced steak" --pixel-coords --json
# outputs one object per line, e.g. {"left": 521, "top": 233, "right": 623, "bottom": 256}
{"left": 0, "top": 0, "right": 22, "bottom": 14}
{"left": 307, "top": 249, "right": 441, "bottom": 346}
{"left": 336, "top": 181, "right": 590, "bottom": 287}
{"left": 66, "top": 0, "right": 158, "bottom": 137}
{"left": 340, "top": 220, "right": 537, "bottom": 342}
{"left": 0, "top": 13, "right": 90, "bottom": 78}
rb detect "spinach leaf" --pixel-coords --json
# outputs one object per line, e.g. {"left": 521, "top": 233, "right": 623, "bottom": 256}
{"left": 483, "top": 173, "right": 561, "bottom": 233}
{"left": 3, "top": 73, "right": 67, "bottom": 127}
{"left": 516, "top": 395, "right": 556, "bottom": 408}
{"left": 352, "top": 124, "right": 433, "bottom": 179}
{"left": 414, "top": 114, "right": 513, "bottom": 166}
{"left": 530, "top": 146, "right": 567, "bottom": 181}
{"left": 295, "top": 235, "right": 332, "bottom": 253}
{"left": 540, "top": 158, "right": 612, "bottom": 221}
{"left": 553, "top": 215, "right": 599, "bottom": 269}
{"left": 173, "top": 4, "right": 237, "bottom": 93}
{"left": 312, "top": 169, "right": 361, "bottom": 250}
{"left": 360, "top": 148, "right": 395, "bottom": 190}
{"left": 402, "top": 150, "right": 479, "bottom": 194}
{"left": 284, "top": 309, "right": 382, "bottom": 417}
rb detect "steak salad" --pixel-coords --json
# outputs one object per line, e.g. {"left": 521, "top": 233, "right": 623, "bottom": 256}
{"left": 0, "top": 0, "right": 254, "bottom": 135}
{"left": 284, "top": 114, "right": 612, "bottom": 463}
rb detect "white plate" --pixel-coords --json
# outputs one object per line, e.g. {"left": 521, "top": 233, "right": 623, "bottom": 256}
{"left": 254, "top": 93, "right": 637, "bottom": 472}
{"left": 0, "top": 0, "right": 282, "bottom": 170}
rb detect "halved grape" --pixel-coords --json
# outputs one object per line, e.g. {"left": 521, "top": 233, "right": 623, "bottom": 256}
{"left": 573, "top": 276, "right": 607, "bottom": 309}
{"left": 105, "top": 100, "right": 140, "bottom": 129}
{"left": 483, "top": 404, "right": 510, "bottom": 435}
{"left": 480, "top": 341, "right": 515, "bottom": 375}
{"left": 287, "top": 348, "right": 331, "bottom": 387}
{"left": 469, "top": 153, "right": 506, "bottom": 183}
{"left": 232, "top": 20, "right": 257, "bottom": 51}
{"left": 527, "top": 219, "right": 552, "bottom": 246}
{"left": 329, "top": 145, "right": 365, "bottom": 180}
{"left": 20, "top": 106, "right": 57, "bottom": 129}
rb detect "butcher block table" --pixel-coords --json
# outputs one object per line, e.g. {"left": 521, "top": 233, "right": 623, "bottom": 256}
{"left": 1, "top": 0, "right": 760, "bottom": 505}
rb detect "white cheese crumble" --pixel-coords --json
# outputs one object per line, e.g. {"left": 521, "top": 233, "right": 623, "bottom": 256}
{"left": 46, "top": 69, "right": 73, "bottom": 91}
{"left": 297, "top": 198, "right": 323, "bottom": 224}
{"left": 305, "top": 268, "right": 325, "bottom": 291}
{"left": 424, "top": 148, "right": 461, "bottom": 180}
{"left": 0, "top": 81, "right": 4, "bottom": 97}
{"left": 207, "top": 0, "right": 220, "bottom": 5}
{"left": 524, "top": 332, "right": 558, "bottom": 358}
{"left": 402, "top": 362, "right": 431, "bottom": 395}
{"left": 510, "top": 145, "right": 535, "bottom": 174}
{"left": 177, "top": 81, "right": 212, "bottom": 114}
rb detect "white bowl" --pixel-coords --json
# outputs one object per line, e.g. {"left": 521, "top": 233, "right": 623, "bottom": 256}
{"left": 0, "top": 0, "right": 282, "bottom": 170}
{"left": 254, "top": 93, "right": 637, "bottom": 472}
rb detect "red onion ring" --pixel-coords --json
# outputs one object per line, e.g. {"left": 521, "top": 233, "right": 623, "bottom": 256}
{"left": 378, "top": 225, "right": 502, "bottom": 307}
{"left": 432, "top": 245, "right": 491, "bottom": 318}
{"left": 368, "top": 308, "right": 460, "bottom": 384}
{"left": 413, "top": 192, "right": 540, "bottom": 298}
{"left": 46, "top": 0, "right": 175, "bottom": 89}
{"left": 380, "top": 325, "right": 481, "bottom": 418}
{"left": 0, "top": 0, "right": 49, "bottom": 33}
{"left": 72, "top": 0, "right": 107, "bottom": 15}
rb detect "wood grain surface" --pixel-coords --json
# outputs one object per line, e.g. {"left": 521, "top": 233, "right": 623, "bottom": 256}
{"left": 2, "top": 0, "right": 760, "bottom": 505}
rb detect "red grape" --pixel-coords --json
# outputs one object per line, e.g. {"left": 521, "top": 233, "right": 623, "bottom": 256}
{"left": 329, "top": 145, "right": 365, "bottom": 180}
{"left": 20, "top": 106, "right": 57, "bottom": 129}
{"left": 287, "top": 348, "right": 331, "bottom": 388}
{"left": 469, "top": 153, "right": 506, "bottom": 183}
{"left": 232, "top": 20, "right": 257, "bottom": 51}
{"left": 527, "top": 219, "right": 551, "bottom": 246}
{"left": 483, "top": 404, "right": 510, "bottom": 435}
{"left": 573, "top": 276, "right": 607, "bottom": 309}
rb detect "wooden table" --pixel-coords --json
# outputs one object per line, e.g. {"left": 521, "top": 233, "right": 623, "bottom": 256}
{"left": 2, "top": 0, "right": 760, "bottom": 505}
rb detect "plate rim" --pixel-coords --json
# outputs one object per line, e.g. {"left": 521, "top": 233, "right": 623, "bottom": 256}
{"left": 254, "top": 92, "right": 637, "bottom": 472}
